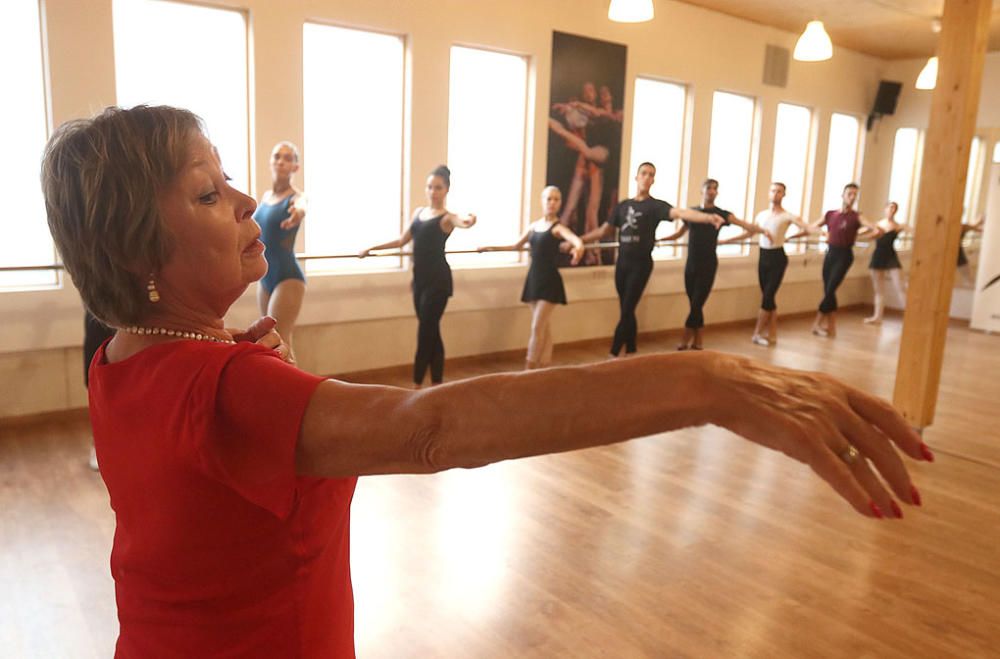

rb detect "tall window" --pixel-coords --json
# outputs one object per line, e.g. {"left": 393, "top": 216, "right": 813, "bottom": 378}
{"left": 707, "top": 91, "right": 757, "bottom": 255}
{"left": 887, "top": 128, "right": 922, "bottom": 228}
{"left": 770, "top": 103, "right": 812, "bottom": 218}
{"left": 445, "top": 46, "right": 528, "bottom": 266}
{"left": 113, "top": 0, "right": 250, "bottom": 193}
{"left": 962, "top": 137, "right": 985, "bottom": 224}
{"left": 303, "top": 23, "right": 404, "bottom": 272}
{"left": 1, "top": 0, "right": 52, "bottom": 289}
{"left": 820, "top": 113, "right": 862, "bottom": 216}
{"left": 629, "top": 77, "right": 687, "bottom": 258}
{"left": 993, "top": 141, "right": 1000, "bottom": 164}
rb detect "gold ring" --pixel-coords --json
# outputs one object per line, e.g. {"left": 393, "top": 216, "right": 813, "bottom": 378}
{"left": 839, "top": 445, "right": 860, "bottom": 465}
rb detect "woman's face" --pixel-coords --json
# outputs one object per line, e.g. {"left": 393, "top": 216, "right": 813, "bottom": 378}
{"left": 885, "top": 202, "right": 898, "bottom": 218}
{"left": 425, "top": 175, "right": 448, "bottom": 207}
{"left": 156, "top": 133, "right": 263, "bottom": 316}
{"left": 582, "top": 82, "right": 597, "bottom": 104}
{"left": 270, "top": 145, "right": 299, "bottom": 182}
{"left": 542, "top": 188, "right": 562, "bottom": 216}
{"left": 599, "top": 85, "right": 613, "bottom": 108}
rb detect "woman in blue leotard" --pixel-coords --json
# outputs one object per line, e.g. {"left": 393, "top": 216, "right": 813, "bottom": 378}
{"left": 255, "top": 141, "right": 308, "bottom": 360}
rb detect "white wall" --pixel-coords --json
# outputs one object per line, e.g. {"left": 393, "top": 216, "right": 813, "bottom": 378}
{"left": 2, "top": 0, "right": 897, "bottom": 418}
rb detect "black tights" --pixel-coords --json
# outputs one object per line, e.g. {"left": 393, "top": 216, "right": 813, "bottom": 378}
{"left": 413, "top": 286, "right": 449, "bottom": 385}
{"left": 611, "top": 257, "right": 653, "bottom": 356}
{"left": 758, "top": 248, "right": 788, "bottom": 312}
{"left": 684, "top": 257, "right": 718, "bottom": 329}
{"left": 819, "top": 246, "right": 854, "bottom": 313}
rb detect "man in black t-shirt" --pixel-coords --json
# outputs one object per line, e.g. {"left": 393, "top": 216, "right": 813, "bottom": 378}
{"left": 664, "top": 178, "right": 765, "bottom": 350}
{"left": 579, "top": 163, "right": 724, "bottom": 356}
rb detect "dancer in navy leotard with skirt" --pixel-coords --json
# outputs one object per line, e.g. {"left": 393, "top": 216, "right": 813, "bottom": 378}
{"left": 862, "top": 201, "right": 907, "bottom": 324}
{"left": 255, "top": 141, "right": 308, "bottom": 359}
{"left": 360, "top": 165, "right": 476, "bottom": 387}
{"left": 480, "top": 186, "right": 585, "bottom": 369}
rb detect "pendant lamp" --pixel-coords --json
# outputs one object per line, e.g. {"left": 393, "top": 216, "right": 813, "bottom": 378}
{"left": 916, "top": 56, "right": 938, "bottom": 90}
{"left": 608, "top": 0, "right": 654, "bottom": 23}
{"left": 793, "top": 21, "right": 833, "bottom": 62}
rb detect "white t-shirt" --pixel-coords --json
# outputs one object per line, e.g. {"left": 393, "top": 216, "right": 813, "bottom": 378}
{"left": 755, "top": 209, "right": 797, "bottom": 249}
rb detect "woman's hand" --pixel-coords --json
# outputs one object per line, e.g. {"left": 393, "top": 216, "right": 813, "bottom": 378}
{"left": 280, "top": 198, "right": 306, "bottom": 230}
{"left": 708, "top": 353, "right": 929, "bottom": 518}
{"left": 569, "top": 244, "right": 586, "bottom": 266}
{"left": 229, "top": 316, "right": 294, "bottom": 364}
{"left": 358, "top": 248, "right": 371, "bottom": 259}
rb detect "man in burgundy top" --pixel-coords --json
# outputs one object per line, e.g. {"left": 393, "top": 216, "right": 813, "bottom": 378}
{"left": 40, "top": 106, "right": 928, "bottom": 657}
{"left": 807, "top": 183, "right": 877, "bottom": 338}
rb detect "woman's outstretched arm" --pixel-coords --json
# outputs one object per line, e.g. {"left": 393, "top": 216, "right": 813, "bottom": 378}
{"left": 295, "top": 351, "right": 927, "bottom": 518}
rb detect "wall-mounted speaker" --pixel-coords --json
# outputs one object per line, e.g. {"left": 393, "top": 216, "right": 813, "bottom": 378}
{"left": 867, "top": 80, "right": 902, "bottom": 130}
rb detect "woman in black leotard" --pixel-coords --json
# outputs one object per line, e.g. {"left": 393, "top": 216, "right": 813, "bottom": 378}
{"left": 479, "top": 186, "right": 585, "bottom": 369}
{"left": 360, "top": 165, "right": 476, "bottom": 387}
{"left": 664, "top": 179, "right": 766, "bottom": 350}
{"left": 862, "top": 202, "right": 907, "bottom": 324}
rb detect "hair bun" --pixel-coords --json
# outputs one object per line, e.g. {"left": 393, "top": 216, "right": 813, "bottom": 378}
{"left": 431, "top": 164, "right": 451, "bottom": 188}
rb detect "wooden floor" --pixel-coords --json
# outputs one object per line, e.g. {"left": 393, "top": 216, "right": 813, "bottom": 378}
{"left": 2, "top": 309, "right": 999, "bottom": 658}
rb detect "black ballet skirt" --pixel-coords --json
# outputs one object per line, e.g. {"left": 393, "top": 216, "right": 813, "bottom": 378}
{"left": 869, "top": 230, "right": 902, "bottom": 270}
{"left": 521, "top": 225, "right": 567, "bottom": 304}
{"left": 958, "top": 245, "right": 969, "bottom": 267}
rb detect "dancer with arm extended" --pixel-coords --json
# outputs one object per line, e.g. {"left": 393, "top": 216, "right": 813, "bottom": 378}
{"left": 722, "top": 182, "right": 810, "bottom": 346}
{"left": 255, "top": 141, "right": 308, "bottom": 361}
{"left": 805, "top": 183, "right": 879, "bottom": 338}
{"left": 666, "top": 179, "right": 768, "bottom": 350}
{"left": 359, "top": 165, "right": 476, "bottom": 387}
{"left": 579, "top": 163, "right": 725, "bottom": 357}
{"left": 862, "top": 202, "right": 908, "bottom": 324}
{"left": 957, "top": 213, "right": 985, "bottom": 286}
{"left": 480, "top": 186, "right": 585, "bottom": 369}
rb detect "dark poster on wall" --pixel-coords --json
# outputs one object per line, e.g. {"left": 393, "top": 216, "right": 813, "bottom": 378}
{"left": 546, "top": 31, "right": 627, "bottom": 266}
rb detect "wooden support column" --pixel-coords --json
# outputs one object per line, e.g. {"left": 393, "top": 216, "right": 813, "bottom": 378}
{"left": 893, "top": 0, "right": 992, "bottom": 428}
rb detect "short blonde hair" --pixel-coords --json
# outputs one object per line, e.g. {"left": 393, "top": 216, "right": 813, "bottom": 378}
{"left": 42, "top": 105, "right": 204, "bottom": 327}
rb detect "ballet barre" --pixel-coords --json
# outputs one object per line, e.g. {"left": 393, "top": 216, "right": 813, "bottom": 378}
{"left": 0, "top": 234, "right": 931, "bottom": 272}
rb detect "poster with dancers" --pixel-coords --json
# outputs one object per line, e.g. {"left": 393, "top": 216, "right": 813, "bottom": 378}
{"left": 546, "top": 31, "right": 626, "bottom": 266}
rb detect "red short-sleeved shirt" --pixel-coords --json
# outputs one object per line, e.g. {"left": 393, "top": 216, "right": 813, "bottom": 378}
{"left": 88, "top": 340, "right": 357, "bottom": 658}
{"left": 824, "top": 209, "right": 861, "bottom": 248}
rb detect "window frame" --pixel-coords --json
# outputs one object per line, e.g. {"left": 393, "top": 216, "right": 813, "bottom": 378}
{"left": 300, "top": 19, "right": 409, "bottom": 275}
{"left": 628, "top": 74, "right": 690, "bottom": 261}
{"left": 444, "top": 42, "right": 532, "bottom": 269}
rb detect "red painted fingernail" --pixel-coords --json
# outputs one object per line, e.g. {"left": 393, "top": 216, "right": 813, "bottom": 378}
{"left": 890, "top": 500, "right": 903, "bottom": 519}
{"left": 910, "top": 485, "right": 922, "bottom": 506}
{"left": 920, "top": 443, "right": 935, "bottom": 462}
{"left": 869, "top": 501, "right": 884, "bottom": 519}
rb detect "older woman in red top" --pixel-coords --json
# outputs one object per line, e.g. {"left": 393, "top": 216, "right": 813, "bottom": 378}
{"left": 42, "top": 106, "right": 930, "bottom": 658}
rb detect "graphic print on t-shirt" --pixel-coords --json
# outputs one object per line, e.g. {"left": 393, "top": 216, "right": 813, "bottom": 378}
{"left": 622, "top": 206, "right": 641, "bottom": 241}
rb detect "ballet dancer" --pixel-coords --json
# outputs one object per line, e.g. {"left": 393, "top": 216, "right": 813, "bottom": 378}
{"left": 862, "top": 202, "right": 908, "bottom": 324}
{"left": 360, "top": 165, "right": 476, "bottom": 387}
{"left": 579, "top": 163, "right": 725, "bottom": 357}
{"left": 479, "top": 186, "right": 585, "bottom": 368}
{"left": 722, "top": 182, "right": 810, "bottom": 346}
{"left": 255, "top": 141, "right": 308, "bottom": 360}
{"left": 666, "top": 179, "right": 768, "bottom": 350}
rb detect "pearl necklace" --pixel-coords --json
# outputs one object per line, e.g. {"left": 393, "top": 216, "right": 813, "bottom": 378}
{"left": 124, "top": 326, "right": 236, "bottom": 344}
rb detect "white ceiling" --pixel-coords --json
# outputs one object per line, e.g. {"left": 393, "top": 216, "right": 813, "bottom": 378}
{"left": 673, "top": 0, "right": 1000, "bottom": 59}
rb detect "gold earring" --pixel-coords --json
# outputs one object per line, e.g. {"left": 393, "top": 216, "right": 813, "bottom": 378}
{"left": 147, "top": 274, "right": 160, "bottom": 303}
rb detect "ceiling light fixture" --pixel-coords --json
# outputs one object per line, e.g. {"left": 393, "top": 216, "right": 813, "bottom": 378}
{"left": 916, "top": 56, "right": 938, "bottom": 90}
{"left": 793, "top": 21, "right": 833, "bottom": 62}
{"left": 608, "top": 0, "right": 654, "bottom": 23}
